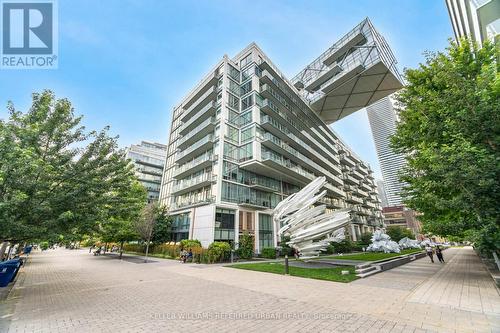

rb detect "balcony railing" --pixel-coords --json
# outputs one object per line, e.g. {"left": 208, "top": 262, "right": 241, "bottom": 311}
{"left": 177, "top": 116, "right": 216, "bottom": 148}
{"left": 261, "top": 151, "right": 314, "bottom": 181}
{"left": 181, "top": 86, "right": 216, "bottom": 123}
{"left": 247, "top": 177, "right": 281, "bottom": 192}
{"left": 171, "top": 195, "right": 215, "bottom": 211}
{"left": 179, "top": 101, "right": 216, "bottom": 135}
{"left": 261, "top": 131, "right": 342, "bottom": 186}
{"left": 172, "top": 174, "right": 216, "bottom": 194}
{"left": 175, "top": 135, "right": 215, "bottom": 162}
{"left": 173, "top": 153, "right": 216, "bottom": 178}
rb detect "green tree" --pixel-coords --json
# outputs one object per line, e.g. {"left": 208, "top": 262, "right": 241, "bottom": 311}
{"left": 150, "top": 206, "right": 172, "bottom": 244}
{"left": 391, "top": 39, "right": 500, "bottom": 254}
{"left": 0, "top": 90, "right": 145, "bottom": 248}
{"left": 385, "top": 226, "right": 414, "bottom": 242}
{"left": 237, "top": 232, "right": 254, "bottom": 259}
{"left": 134, "top": 202, "right": 168, "bottom": 262}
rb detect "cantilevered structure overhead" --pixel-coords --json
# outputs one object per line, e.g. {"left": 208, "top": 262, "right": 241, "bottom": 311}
{"left": 292, "top": 18, "right": 403, "bottom": 124}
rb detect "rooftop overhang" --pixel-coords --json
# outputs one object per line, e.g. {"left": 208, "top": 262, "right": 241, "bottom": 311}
{"left": 309, "top": 62, "right": 402, "bottom": 124}
{"left": 292, "top": 18, "right": 404, "bottom": 125}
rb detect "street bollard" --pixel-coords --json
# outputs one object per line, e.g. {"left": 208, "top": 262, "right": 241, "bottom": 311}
{"left": 285, "top": 254, "right": 289, "bottom": 275}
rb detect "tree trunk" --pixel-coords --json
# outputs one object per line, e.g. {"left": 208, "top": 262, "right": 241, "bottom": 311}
{"left": 0, "top": 242, "right": 9, "bottom": 261}
{"left": 144, "top": 240, "right": 150, "bottom": 263}
{"left": 119, "top": 241, "right": 124, "bottom": 259}
{"left": 6, "top": 243, "right": 15, "bottom": 260}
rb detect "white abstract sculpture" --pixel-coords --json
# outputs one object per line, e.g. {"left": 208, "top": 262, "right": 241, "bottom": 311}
{"left": 274, "top": 177, "right": 351, "bottom": 258}
{"left": 366, "top": 230, "right": 401, "bottom": 253}
{"left": 398, "top": 237, "right": 420, "bottom": 249}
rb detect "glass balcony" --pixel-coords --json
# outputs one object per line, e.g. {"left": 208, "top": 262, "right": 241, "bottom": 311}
{"left": 181, "top": 86, "right": 216, "bottom": 123}
{"left": 261, "top": 150, "right": 315, "bottom": 181}
{"left": 351, "top": 169, "right": 365, "bottom": 180}
{"left": 173, "top": 152, "right": 216, "bottom": 179}
{"left": 177, "top": 116, "right": 216, "bottom": 149}
{"left": 172, "top": 174, "right": 217, "bottom": 195}
{"left": 175, "top": 134, "right": 215, "bottom": 163}
{"left": 260, "top": 113, "right": 342, "bottom": 176}
{"left": 171, "top": 195, "right": 215, "bottom": 211}
{"left": 179, "top": 101, "right": 216, "bottom": 135}
{"left": 340, "top": 153, "right": 356, "bottom": 167}
{"left": 343, "top": 174, "right": 358, "bottom": 185}
{"left": 359, "top": 181, "right": 372, "bottom": 192}
{"left": 247, "top": 177, "right": 281, "bottom": 192}
{"left": 346, "top": 193, "right": 363, "bottom": 204}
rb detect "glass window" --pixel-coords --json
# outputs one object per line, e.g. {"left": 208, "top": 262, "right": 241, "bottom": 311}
{"left": 239, "top": 143, "right": 253, "bottom": 162}
{"left": 259, "top": 214, "right": 274, "bottom": 249}
{"left": 241, "top": 94, "right": 254, "bottom": 111}
{"left": 228, "top": 65, "right": 240, "bottom": 82}
{"left": 228, "top": 93, "right": 239, "bottom": 110}
{"left": 223, "top": 142, "right": 239, "bottom": 161}
{"left": 215, "top": 208, "right": 235, "bottom": 243}
{"left": 240, "top": 80, "right": 252, "bottom": 95}
{"left": 229, "top": 79, "right": 240, "bottom": 96}
{"left": 225, "top": 125, "right": 238, "bottom": 143}
{"left": 241, "top": 126, "right": 254, "bottom": 143}
{"left": 240, "top": 111, "right": 252, "bottom": 126}
{"left": 240, "top": 54, "right": 252, "bottom": 68}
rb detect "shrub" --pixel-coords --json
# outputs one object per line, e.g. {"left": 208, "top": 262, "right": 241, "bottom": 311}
{"left": 279, "top": 235, "right": 293, "bottom": 256}
{"left": 323, "top": 243, "right": 336, "bottom": 254}
{"left": 123, "top": 243, "right": 145, "bottom": 253}
{"left": 261, "top": 247, "right": 277, "bottom": 259}
{"left": 155, "top": 243, "right": 182, "bottom": 258}
{"left": 207, "top": 241, "right": 231, "bottom": 263}
{"left": 40, "top": 241, "right": 49, "bottom": 251}
{"left": 237, "top": 232, "right": 254, "bottom": 259}
{"left": 180, "top": 239, "right": 202, "bottom": 250}
{"left": 360, "top": 232, "right": 373, "bottom": 245}
{"left": 352, "top": 242, "right": 365, "bottom": 252}
{"left": 332, "top": 239, "right": 353, "bottom": 253}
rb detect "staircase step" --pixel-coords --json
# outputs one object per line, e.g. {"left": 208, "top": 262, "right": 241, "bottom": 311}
{"left": 355, "top": 266, "right": 377, "bottom": 274}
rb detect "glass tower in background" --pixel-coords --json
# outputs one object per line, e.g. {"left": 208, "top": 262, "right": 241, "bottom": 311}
{"left": 126, "top": 141, "right": 167, "bottom": 203}
{"left": 366, "top": 96, "right": 406, "bottom": 207}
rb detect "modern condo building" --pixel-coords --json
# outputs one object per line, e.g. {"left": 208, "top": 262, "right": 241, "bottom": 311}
{"left": 445, "top": 0, "right": 499, "bottom": 46}
{"left": 159, "top": 18, "right": 403, "bottom": 250}
{"left": 366, "top": 96, "right": 406, "bottom": 207}
{"left": 126, "top": 141, "right": 167, "bottom": 202}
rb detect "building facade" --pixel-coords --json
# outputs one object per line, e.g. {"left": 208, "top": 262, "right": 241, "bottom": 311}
{"left": 366, "top": 96, "right": 407, "bottom": 207}
{"left": 445, "top": 0, "right": 499, "bottom": 46}
{"left": 376, "top": 179, "right": 389, "bottom": 208}
{"left": 126, "top": 141, "right": 167, "bottom": 202}
{"left": 382, "top": 206, "right": 422, "bottom": 238}
{"left": 159, "top": 19, "right": 403, "bottom": 250}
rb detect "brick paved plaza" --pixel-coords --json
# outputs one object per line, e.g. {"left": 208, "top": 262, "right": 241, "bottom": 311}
{"left": 1, "top": 247, "right": 498, "bottom": 333}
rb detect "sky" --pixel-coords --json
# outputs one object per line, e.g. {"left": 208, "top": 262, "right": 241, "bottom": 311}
{"left": 0, "top": 0, "right": 454, "bottom": 179}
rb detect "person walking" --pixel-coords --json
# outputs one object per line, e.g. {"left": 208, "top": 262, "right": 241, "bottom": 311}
{"left": 425, "top": 245, "right": 434, "bottom": 263}
{"left": 435, "top": 246, "right": 445, "bottom": 263}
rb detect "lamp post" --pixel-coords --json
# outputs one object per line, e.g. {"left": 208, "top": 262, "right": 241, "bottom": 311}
{"left": 284, "top": 254, "right": 289, "bottom": 275}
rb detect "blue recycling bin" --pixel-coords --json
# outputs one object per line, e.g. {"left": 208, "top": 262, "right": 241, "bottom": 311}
{"left": 0, "top": 259, "right": 21, "bottom": 287}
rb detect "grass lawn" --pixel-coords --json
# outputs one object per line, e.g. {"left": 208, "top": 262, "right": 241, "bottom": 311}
{"left": 320, "top": 248, "right": 423, "bottom": 262}
{"left": 227, "top": 262, "right": 358, "bottom": 283}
